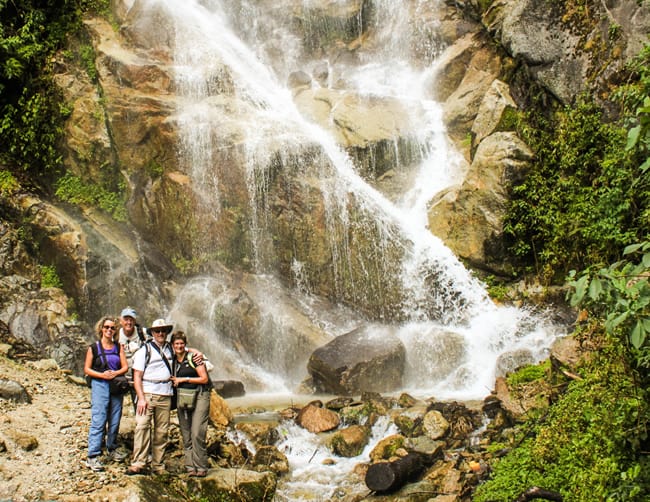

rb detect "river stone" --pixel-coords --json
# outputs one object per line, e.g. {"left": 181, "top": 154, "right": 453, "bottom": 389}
{"left": 329, "top": 424, "right": 371, "bottom": 457}
{"left": 187, "top": 468, "right": 276, "bottom": 502}
{"left": 421, "top": 410, "right": 449, "bottom": 440}
{"left": 307, "top": 325, "right": 406, "bottom": 395}
{"left": 252, "top": 445, "right": 289, "bottom": 475}
{"left": 296, "top": 403, "right": 340, "bottom": 433}
{"left": 369, "top": 434, "right": 406, "bottom": 462}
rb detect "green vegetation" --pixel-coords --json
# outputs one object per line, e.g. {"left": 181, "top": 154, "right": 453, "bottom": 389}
{"left": 55, "top": 172, "right": 126, "bottom": 221}
{"left": 475, "top": 41, "right": 650, "bottom": 502}
{"left": 475, "top": 334, "right": 650, "bottom": 502}
{"left": 504, "top": 43, "right": 650, "bottom": 283}
{"left": 40, "top": 265, "right": 62, "bottom": 289}
{"left": 505, "top": 97, "right": 643, "bottom": 282}
{"left": 0, "top": 0, "right": 110, "bottom": 186}
{"left": 0, "top": 169, "right": 20, "bottom": 195}
{"left": 506, "top": 360, "right": 549, "bottom": 387}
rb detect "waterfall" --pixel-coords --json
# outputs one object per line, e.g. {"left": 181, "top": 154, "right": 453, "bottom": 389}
{"left": 131, "top": 0, "right": 563, "bottom": 401}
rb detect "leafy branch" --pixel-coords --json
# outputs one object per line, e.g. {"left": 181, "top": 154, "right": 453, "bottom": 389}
{"left": 567, "top": 241, "right": 650, "bottom": 361}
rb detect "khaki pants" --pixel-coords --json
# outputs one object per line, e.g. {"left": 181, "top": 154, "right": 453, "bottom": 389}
{"left": 131, "top": 393, "right": 171, "bottom": 471}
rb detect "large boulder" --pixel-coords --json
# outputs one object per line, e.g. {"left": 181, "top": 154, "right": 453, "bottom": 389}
{"left": 427, "top": 131, "right": 534, "bottom": 275}
{"left": 483, "top": 0, "right": 650, "bottom": 104}
{"left": 307, "top": 325, "right": 406, "bottom": 395}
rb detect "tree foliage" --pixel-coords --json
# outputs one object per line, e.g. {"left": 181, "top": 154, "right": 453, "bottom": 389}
{"left": 0, "top": 0, "right": 108, "bottom": 182}
{"left": 503, "top": 43, "right": 650, "bottom": 283}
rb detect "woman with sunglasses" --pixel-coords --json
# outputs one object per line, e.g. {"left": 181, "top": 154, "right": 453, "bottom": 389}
{"left": 83, "top": 315, "right": 128, "bottom": 472}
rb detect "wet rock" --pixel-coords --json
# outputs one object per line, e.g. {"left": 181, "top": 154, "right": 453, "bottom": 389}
{"left": 307, "top": 325, "right": 406, "bottom": 395}
{"left": 495, "top": 348, "right": 535, "bottom": 378}
{"left": 252, "top": 445, "right": 289, "bottom": 475}
{"left": 392, "top": 404, "right": 428, "bottom": 437}
{"left": 235, "top": 422, "right": 280, "bottom": 447}
{"left": 212, "top": 379, "right": 245, "bottom": 398}
{"left": 329, "top": 424, "right": 370, "bottom": 457}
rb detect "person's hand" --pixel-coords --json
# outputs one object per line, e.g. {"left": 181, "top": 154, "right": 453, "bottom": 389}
{"left": 136, "top": 396, "right": 148, "bottom": 415}
{"left": 191, "top": 351, "right": 204, "bottom": 366}
{"left": 103, "top": 369, "right": 116, "bottom": 380}
{"left": 170, "top": 376, "right": 180, "bottom": 387}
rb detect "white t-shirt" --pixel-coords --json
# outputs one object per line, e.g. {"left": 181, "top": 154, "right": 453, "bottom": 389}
{"left": 119, "top": 328, "right": 143, "bottom": 370}
{"left": 132, "top": 341, "right": 174, "bottom": 396}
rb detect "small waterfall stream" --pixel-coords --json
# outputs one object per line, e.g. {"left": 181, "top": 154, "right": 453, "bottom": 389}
{"left": 128, "top": 1, "right": 564, "bottom": 497}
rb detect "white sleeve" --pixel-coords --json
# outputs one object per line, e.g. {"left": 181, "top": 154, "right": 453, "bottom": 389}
{"left": 132, "top": 346, "right": 146, "bottom": 372}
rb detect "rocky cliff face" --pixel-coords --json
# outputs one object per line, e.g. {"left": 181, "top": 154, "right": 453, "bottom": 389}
{"left": 1, "top": 0, "right": 648, "bottom": 369}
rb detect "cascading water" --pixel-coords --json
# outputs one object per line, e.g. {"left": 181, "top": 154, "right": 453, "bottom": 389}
{"left": 126, "top": 0, "right": 565, "bottom": 498}
{"left": 139, "top": 0, "right": 565, "bottom": 398}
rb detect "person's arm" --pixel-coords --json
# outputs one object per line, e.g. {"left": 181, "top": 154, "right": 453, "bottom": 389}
{"left": 83, "top": 346, "right": 94, "bottom": 377}
{"left": 133, "top": 368, "right": 147, "bottom": 415}
{"left": 116, "top": 345, "right": 128, "bottom": 376}
{"left": 178, "top": 363, "right": 209, "bottom": 386}
{"left": 84, "top": 346, "right": 108, "bottom": 380}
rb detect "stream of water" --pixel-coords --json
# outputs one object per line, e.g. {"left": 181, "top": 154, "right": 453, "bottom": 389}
{"left": 126, "top": 0, "right": 564, "bottom": 497}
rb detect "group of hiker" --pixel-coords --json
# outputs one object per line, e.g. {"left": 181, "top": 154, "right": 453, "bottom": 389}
{"left": 83, "top": 307, "right": 213, "bottom": 477}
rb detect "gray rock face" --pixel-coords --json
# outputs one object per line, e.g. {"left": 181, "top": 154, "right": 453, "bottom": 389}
{"left": 307, "top": 325, "right": 406, "bottom": 395}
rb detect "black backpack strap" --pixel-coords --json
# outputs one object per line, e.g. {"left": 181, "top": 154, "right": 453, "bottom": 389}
{"left": 96, "top": 342, "right": 120, "bottom": 370}
{"left": 147, "top": 341, "right": 173, "bottom": 376}
{"left": 136, "top": 325, "right": 147, "bottom": 343}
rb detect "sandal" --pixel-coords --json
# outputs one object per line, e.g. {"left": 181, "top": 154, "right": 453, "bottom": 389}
{"left": 194, "top": 470, "right": 207, "bottom": 477}
{"left": 186, "top": 468, "right": 197, "bottom": 476}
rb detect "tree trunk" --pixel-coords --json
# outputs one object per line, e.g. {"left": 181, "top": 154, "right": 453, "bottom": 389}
{"left": 365, "top": 453, "right": 423, "bottom": 493}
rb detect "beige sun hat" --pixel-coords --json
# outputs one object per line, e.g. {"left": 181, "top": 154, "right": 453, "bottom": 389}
{"left": 149, "top": 318, "right": 173, "bottom": 334}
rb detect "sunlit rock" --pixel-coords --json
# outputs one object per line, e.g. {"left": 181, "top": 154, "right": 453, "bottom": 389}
{"left": 329, "top": 424, "right": 371, "bottom": 457}
{"left": 189, "top": 468, "right": 276, "bottom": 502}
{"left": 369, "top": 434, "right": 406, "bottom": 463}
{"left": 209, "top": 391, "right": 234, "bottom": 428}
{"left": 296, "top": 402, "right": 340, "bottom": 433}
{"left": 428, "top": 131, "right": 533, "bottom": 275}
{"left": 421, "top": 410, "right": 449, "bottom": 441}
{"left": 471, "top": 79, "right": 517, "bottom": 149}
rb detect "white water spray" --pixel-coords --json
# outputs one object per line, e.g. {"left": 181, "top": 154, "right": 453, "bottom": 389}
{"left": 133, "top": 0, "right": 563, "bottom": 401}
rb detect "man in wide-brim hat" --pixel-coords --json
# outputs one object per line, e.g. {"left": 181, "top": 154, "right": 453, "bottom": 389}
{"left": 127, "top": 318, "right": 175, "bottom": 475}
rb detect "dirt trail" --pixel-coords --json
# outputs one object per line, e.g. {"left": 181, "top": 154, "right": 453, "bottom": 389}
{"left": 0, "top": 356, "right": 143, "bottom": 501}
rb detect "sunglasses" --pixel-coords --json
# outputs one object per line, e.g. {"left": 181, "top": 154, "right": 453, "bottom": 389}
{"left": 103, "top": 325, "right": 116, "bottom": 330}
{"left": 152, "top": 329, "right": 166, "bottom": 334}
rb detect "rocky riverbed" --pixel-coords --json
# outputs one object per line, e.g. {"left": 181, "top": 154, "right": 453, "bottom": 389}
{"left": 0, "top": 333, "right": 581, "bottom": 502}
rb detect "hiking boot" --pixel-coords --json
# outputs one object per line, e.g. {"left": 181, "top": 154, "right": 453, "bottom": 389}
{"left": 107, "top": 448, "right": 129, "bottom": 462}
{"left": 85, "top": 457, "right": 104, "bottom": 472}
